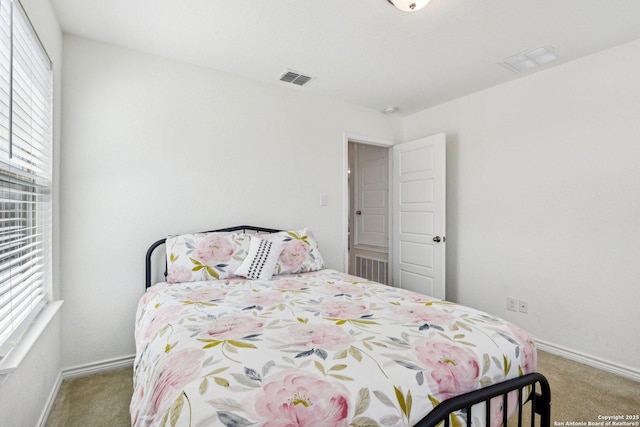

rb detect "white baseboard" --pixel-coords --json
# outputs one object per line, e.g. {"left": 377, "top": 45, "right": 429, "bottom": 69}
{"left": 536, "top": 339, "right": 640, "bottom": 382}
{"left": 37, "top": 370, "right": 63, "bottom": 427}
{"left": 62, "top": 354, "right": 135, "bottom": 380}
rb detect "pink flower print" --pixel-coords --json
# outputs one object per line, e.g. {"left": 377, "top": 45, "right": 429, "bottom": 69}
{"left": 130, "top": 382, "right": 147, "bottom": 426}
{"left": 200, "top": 315, "right": 264, "bottom": 341}
{"left": 320, "top": 299, "right": 370, "bottom": 320}
{"left": 166, "top": 265, "right": 193, "bottom": 284}
{"left": 392, "top": 305, "right": 455, "bottom": 326}
{"left": 273, "top": 280, "right": 309, "bottom": 291}
{"left": 183, "top": 287, "right": 227, "bottom": 301}
{"left": 415, "top": 340, "right": 480, "bottom": 400}
{"left": 195, "top": 235, "right": 234, "bottom": 265}
{"left": 146, "top": 349, "right": 204, "bottom": 424}
{"left": 507, "top": 323, "right": 538, "bottom": 374}
{"left": 407, "top": 293, "right": 438, "bottom": 303}
{"left": 286, "top": 323, "right": 355, "bottom": 351}
{"left": 142, "top": 305, "right": 183, "bottom": 342}
{"left": 279, "top": 239, "right": 309, "bottom": 271}
{"left": 330, "top": 283, "right": 365, "bottom": 297}
{"left": 241, "top": 291, "right": 284, "bottom": 308}
{"left": 395, "top": 287, "right": 439, "bottom": 303}
{"left": 335, "top": 272, "right": 367, "bottom": 282}
{"left": 254, "top": 370, "right": 351, "bottom": 427}
{"left": 489, "top": 390, "right": 519, "bottom": 427}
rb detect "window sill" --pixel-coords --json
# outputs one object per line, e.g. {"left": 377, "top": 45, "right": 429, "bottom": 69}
{"left": 0, "top": 300, "right": 63, "bottom": 386}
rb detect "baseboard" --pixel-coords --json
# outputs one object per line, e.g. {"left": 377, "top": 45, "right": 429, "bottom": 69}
{"left": 536, "top": 339, "right": 640, "bottom": 382}
{"left": 62, "top": 354, "right": 135, "bottom": 380}
{"left": 37, "top": 370, "right": 63, "bottom": 427}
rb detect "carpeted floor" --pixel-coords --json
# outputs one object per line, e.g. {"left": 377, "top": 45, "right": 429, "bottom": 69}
{"left": 45, "top": 350, "right": 639, "bottom": 426}
{"left": 46, "top": 366, "right": 133, "bottom": 427}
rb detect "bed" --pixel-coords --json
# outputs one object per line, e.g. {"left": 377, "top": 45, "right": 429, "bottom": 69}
{"left": 133, "top": 226, "right": 550, "bottom": 427}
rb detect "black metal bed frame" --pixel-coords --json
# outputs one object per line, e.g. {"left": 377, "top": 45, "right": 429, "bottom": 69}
{"left": 416, "top": 372, "right": 550, "bottom": 427}
{"left": 144, "top": 225, "right": 551, "bottom": 427}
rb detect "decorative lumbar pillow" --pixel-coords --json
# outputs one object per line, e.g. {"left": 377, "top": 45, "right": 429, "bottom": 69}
{"left": 259, "top": 227, "right": 325, "bottom": 275}
{"left": 165, "top": 232, "right": 250, "bottom": 283}
{"left": 234, "top": 236, "right": 283, "bottom": 280}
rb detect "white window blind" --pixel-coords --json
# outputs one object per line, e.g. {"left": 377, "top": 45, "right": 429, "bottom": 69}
{"left": 0, "top": 0, "right": 53, "bottom": 354}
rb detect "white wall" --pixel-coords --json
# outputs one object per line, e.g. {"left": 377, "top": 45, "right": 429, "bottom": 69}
{"left": 0, "top": 314, "right": 61, "bottom": 426}
{"left": 60, "top": 35, "right": 399, "bottom": 368}
{"left": 0, "top": 0, "right": 63, "bottom": 425}
{"left": 403, "top": 39, "right": 640, "bottom": 373}
{"left": 58, "top": 13, "right": 639, "bottom": 393}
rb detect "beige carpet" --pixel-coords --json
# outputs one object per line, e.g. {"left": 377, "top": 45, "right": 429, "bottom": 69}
{"left": 45, "top": 351, "right": 639, "bottom": 426}
{"left": 46, "top": 367, "right": 133, "bottom": 427}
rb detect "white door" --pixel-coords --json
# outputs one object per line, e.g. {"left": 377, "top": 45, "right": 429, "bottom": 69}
{"left": 354, "top": 144, "right": 388, "bottom": 248}
{"left": 392, "top": 133, "right": 446, "bottom": 299}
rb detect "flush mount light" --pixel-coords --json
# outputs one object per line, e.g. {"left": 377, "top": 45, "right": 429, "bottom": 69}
{"left": 383, "top": 106, "right": 398, "bottom": 114}
{"left": 499, "top": 45, "right": 559, "bottom": 73}
{"left": 387, "top": 0, "right": 431, "bottom": 12}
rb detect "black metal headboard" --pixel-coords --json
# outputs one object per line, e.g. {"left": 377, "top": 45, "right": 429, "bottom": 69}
{"left": 145, "top": 225, "right": 282, "bottom": 289}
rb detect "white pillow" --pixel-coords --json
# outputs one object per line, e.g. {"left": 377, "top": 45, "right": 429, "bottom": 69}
{"left": 234, "top": 236, "right": 283, "bottom": 280}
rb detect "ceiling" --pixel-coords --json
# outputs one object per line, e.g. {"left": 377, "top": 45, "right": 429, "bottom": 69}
{"left": 50, "top": 0, "right": 640, "bottom": 116}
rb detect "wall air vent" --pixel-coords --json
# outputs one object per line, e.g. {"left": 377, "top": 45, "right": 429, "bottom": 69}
{"left": 279, "top": 70, "right": 313, "bottom": 86}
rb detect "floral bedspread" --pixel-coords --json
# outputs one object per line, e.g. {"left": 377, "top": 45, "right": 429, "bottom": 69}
{"left": 131, "top": 269, "right": 537, "bottom": 427}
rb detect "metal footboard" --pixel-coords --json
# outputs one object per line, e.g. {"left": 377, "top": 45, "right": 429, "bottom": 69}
{"left": 415, "top": 373, "right": 551, "bottom": 427}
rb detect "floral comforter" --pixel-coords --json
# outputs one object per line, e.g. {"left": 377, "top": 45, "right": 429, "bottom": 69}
{"left": 131, "top": 269, "right": 537, "bottom": 427}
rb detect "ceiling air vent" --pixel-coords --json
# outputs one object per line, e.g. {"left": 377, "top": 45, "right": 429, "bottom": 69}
{"left": 279, "top": 70, "right": 313, "bottom": 86}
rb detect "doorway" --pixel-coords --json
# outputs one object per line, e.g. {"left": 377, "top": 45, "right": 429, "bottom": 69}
{"left": 347, "top": 141, "right": 391, "bottom": 284}
{"left": 344, "top": 132, "right": 446, "bottom": 297}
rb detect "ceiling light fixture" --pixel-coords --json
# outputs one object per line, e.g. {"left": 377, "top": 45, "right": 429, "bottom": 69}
{"left": 383, "top": 106, "right": 398, "bottom": 114}
{"left": 387, "top": 0, "right": 431, "bottom": 12}
{"left": 499, "top": 45, "right": 559, "bottom": 73}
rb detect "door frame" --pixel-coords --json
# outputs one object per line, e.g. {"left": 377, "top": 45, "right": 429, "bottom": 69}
{"left": 342, "top": 133, "right": 394, "bottom": 275}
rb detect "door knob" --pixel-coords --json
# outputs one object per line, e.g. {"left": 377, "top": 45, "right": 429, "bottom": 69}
{"left": 433, "top": 236, "right": 445, "bottom": 243}
{"left": 355, "top": 210, "right": 362, "bottom": 215}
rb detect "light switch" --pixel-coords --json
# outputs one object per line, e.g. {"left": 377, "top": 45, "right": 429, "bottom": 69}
{"left": 320, "top": 194, "right": 328, "bottom": 206}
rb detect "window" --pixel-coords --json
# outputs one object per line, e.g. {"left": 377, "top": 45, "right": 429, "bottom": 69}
{"left": 0, "top": 0, "right": 53, "bottom": 354}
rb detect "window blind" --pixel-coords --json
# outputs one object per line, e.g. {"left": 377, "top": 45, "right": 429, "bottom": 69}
{"left": 0, "top": 0, "right": 52, "bottom": 354}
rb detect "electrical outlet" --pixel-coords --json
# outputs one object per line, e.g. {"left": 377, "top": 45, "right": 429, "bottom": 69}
{"left": 507, "top": 297, "right": 518, "bottom": 312}
{"left": 519, "top": 299, "right": 529, "bottom": 314}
